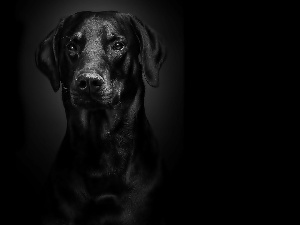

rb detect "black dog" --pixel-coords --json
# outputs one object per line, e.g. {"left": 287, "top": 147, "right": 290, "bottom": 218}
{"left": 35, "top": 11, "right": 166, "bottom": 225}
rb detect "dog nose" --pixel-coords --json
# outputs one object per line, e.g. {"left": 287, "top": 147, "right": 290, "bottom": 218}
{"left": 76, "top": 74, "right": 103, "bottom": 93}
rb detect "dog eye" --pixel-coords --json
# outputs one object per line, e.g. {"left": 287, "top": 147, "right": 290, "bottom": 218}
{"left": 112, "top": 42, "right": 125, "bottom": 51}
{"left": 66, "top": 42, "right": 79, "bottom": 56}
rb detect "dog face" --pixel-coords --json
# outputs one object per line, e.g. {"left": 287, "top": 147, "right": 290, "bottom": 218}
{"left": 59, "top": 12, "right": 141, "bottom": 109}
{"left": 36, "top": 11, "right": 166, "bottom": 110}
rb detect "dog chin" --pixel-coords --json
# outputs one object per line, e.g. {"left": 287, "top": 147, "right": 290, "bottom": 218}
{"left": 71, "top": 97, "right": 111, "bottom": 110}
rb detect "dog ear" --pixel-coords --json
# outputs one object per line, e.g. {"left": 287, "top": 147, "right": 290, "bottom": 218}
{"left": 35, "top": 19, "right": 65, "bottom": 92}
{"left": 128, "top": 15, "right": 167, "bottom": 87}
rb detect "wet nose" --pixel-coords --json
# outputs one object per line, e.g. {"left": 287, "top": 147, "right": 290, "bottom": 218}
{"left": 76, "top": 73, "right": 103, "bottom": 93}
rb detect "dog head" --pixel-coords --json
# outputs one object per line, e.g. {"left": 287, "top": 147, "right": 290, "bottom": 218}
{"left": 36, "top": 11, "right": 166, "bottom": 110}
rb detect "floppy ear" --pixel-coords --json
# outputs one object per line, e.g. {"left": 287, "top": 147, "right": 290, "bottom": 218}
{"left": 35, "top": 19, "right": 65, "bottom": 92}
{"left": 128, "top": 15, "right": 167, "bottom": 87}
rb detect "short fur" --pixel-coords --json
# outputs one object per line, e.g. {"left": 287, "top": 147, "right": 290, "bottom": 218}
{"left": 35, "top": 11, "right": 166, "bottom": 225}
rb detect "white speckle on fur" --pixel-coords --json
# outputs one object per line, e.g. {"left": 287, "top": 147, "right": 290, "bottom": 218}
{"left": 74, "top": 32, "right": 83, "bottom": 39}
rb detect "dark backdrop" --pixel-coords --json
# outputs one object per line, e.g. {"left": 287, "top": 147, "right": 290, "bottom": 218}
{"left": 1, "top": 0, "right": 184, "bottom": 224}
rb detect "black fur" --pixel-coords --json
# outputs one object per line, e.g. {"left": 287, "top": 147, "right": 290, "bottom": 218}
{"left": 35, "top": 11, "right": 166, "bottom": 225}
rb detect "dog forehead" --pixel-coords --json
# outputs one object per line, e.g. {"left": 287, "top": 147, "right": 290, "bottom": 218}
{"left": 83, "top": 18, "right": 118, "bottom": 36}
{"left": 66, "top": 14, "right": 128, "bottom": 39}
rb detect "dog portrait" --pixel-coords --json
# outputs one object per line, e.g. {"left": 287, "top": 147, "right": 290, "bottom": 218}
{"left": 4, "top": 1, "right": 183, "bottom": 225}
{"left": 35, "top": 10, "right": 166, "bottom": 225}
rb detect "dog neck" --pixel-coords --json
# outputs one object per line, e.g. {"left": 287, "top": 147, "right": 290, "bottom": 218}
{"left": 61, "top": 87, "right": 159, "bottom": 180}
{"left": 65, "top": 88, "right": 147, "bottom": 149}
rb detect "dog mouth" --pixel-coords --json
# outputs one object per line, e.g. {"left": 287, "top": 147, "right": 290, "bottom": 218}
{"left": 70, "top": 92, "right": 113, "bottom": 109}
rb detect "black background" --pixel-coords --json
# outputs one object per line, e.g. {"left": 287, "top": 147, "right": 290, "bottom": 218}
{"left": 1, "top": 0, "right": 186, "bottom": 224}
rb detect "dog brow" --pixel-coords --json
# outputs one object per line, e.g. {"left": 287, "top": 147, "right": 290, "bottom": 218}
{"left": 106, "top": 34, "right": 125, "bottom": 43}
{"left": 63, "top": 32, "right": 83, "bottom": 41}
